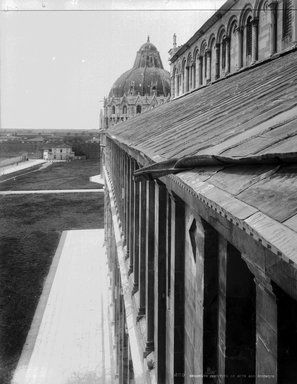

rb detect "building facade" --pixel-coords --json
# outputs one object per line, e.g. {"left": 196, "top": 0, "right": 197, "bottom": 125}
{"left": 170, "top": 0, "right": 297, "bottom": 97}
{"left": 102, "top": 38, "right": 170, "bottom": 129}
{"left": 103, "top": 1, "right": 297, "bottom": 383}
{"left": 43, "top": 144, "right": 74, "bottom": 161}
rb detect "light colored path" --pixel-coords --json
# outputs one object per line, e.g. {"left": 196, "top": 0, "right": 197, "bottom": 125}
{"left": 0, "top": 189, "right": 103, "bottom": 195}
{"left": 12, "top": 229, "right": 114, "bottom": 384}
{"left": 0, "top": 159, "right": 46, "bottom": 176}
{"left": 89, "top": 175, "right": 105, "bottom": 185}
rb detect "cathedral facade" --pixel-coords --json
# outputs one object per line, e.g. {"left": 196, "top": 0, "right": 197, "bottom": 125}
{"left": 102, "top": 38, "right": 170, "bottom": 129}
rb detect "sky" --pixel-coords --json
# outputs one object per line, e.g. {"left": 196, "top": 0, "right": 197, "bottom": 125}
{"left": 0, "top": 0, "right": 226, "bottom": 130}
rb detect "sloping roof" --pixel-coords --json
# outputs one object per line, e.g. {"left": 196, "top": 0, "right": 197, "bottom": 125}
{"left": 108, "top": 49, "right": 297, "bottom": 162}
{"left": 107, "top": 49, "right": 297, "bottom": 264}
{"left": 42, "top": 143, "right": 72, "bottom": 149}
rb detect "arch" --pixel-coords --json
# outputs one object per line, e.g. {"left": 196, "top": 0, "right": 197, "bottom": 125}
{"left": 187, "top": 51, "right": 192, "bottom": 66}
{"left": 200, "top": 40, "right": 207, "bottom": 54}
{"left": 239, "top": 3, "right": 253, "bottom": 28}
{"left": 193, "top": 46, "right": 199, "bottom": 61}
{"left": 240, "top": 5, "right": 253, "bottom": 66}
{"left": 217, "top": 25, "right": 227, "bottom": 44}
{"left": 185, "top": 52, "right": 193, "bottom": 91}
{"left": 207, "top": 33, "right": 216, "bottom": 50}
{"left": 257, "top": 0, "right": 270, "bottom": 60}
{"left": 227, "top": 15, "right": 238, "bottom": 37}
{"left": 199, "top": 40, "right": 208, "bottom": 85}
{"left": 227, "top": 15, "right": 239, "bottom": 73}
{"left": 217, "top": 25, "right": 227, "bottom": 75}
{"left": 253, "top": 0, "right": 268, "bottom": 19}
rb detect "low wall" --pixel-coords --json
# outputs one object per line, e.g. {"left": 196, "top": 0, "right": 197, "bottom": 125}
{"left": 0, "top": 154, "right": 28, "bottom": 168}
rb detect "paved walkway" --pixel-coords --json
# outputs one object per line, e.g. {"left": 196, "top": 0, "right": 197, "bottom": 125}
{"left": 0, "top": 189, "right": 103, "bottom": 195}
{"left": 89, "top": 175, "right": 105, "bottom": 185}
{"left": 12, "top": 229, "right": 114, "bottom": 384}
{"left": 0, "top": 159, "right": 46, "bottom": 176}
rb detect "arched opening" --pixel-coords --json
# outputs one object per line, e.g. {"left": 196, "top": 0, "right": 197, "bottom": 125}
{"left": 123, "top": 105, "right": 127, "bottom": 114}
{"left": 283, "top": 0, "right": 292, "bottom": 40}
{"left": 257, "top": 0, "right": 270, "bottom": 60}
{"left": 136, "top": 105, "right": 142, "bottom": 114}
{"left": 240, "top": 6, "right": 253, "bottom": 66}
{"left": 228, "top": 18, "right": 238, "bottom": 73}
{"left": 112, "top": 105, "right": 116, "bottom": 114}
{"left": 200, "top": 41, "right": 207, "bottom": 85}
{"left": 246, "top": 16, "right": 253, "bottom": 58}
{"left": 182, "top": 59, "right": 186, "bottom": 94}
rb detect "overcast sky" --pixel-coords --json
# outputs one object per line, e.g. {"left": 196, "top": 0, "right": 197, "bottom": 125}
{"left": 0, "top": 0, "right": 226, "bottom": 130}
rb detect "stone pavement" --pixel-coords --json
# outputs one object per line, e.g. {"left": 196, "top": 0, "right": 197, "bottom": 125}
{"left": 12, "top": 229, "right": 114, "bottom": 384}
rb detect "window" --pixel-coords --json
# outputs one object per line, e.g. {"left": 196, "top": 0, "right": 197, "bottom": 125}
{"left": 136, "top": 105, "right": 142, "bottom": 114}
{"left": 112, "top": 105, "right": 115, "bottom": 114}
{"left": 123, "top": 105, "right": 127, "bottom": 114}
{"left": 283, "top": 0, "right": 292, "bottom": 39}
{"left": 246, "top": 17, "right": 252, "bottom": 56}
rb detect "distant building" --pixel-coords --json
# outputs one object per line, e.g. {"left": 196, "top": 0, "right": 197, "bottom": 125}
{"left": 102, "top": 37, "right": 171, "bottom": 129}
{"left": 43, "top": 144, "right": 74, "bottom": 161}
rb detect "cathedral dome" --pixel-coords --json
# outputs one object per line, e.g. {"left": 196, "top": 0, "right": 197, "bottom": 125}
{"left": 109, "top": 37, "right": 170, "bottom": 98}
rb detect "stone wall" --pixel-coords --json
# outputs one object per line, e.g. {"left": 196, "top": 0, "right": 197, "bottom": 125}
{"left": 171, "top": 0, "right": 297, "bottom": 98}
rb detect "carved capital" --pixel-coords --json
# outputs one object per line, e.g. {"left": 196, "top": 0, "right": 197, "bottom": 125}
{"left": 236, "top": 25, "right": 244, "bottom": 34}
{"left": 252, "top": 18, "right": 259, "bottom": 27}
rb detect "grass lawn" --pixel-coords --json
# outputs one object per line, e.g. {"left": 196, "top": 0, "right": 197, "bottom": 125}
{"left": 0, "top": 159, "right": 101, "bottom": 191}
{"left": 0, "top": 192, "right": 104, "bottom": 384}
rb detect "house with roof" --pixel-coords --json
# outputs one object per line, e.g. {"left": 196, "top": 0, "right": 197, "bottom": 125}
{"left": 43, "top": 143, "right": 75, "bottom": 161}
{"left": 102, "top": 1, "right": 297, "bottom": 383}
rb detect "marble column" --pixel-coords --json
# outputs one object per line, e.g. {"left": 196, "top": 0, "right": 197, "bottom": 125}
{"left": 252, "top": 18, "right": 259, "bottom": 62}
{"left": 268, "top": 0, "right": 278, "bottom": 55}
{"left": 206, "top": 49, "right": 211, "bottom": 82}
{"left": 225, "top": 37, "right": 230, "bottom": 74}
{"left": 237, "top": 26, "right": 243, "bottom": 69}
{"left": 198, "top": 56, "right": 203, "bottom": 86}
